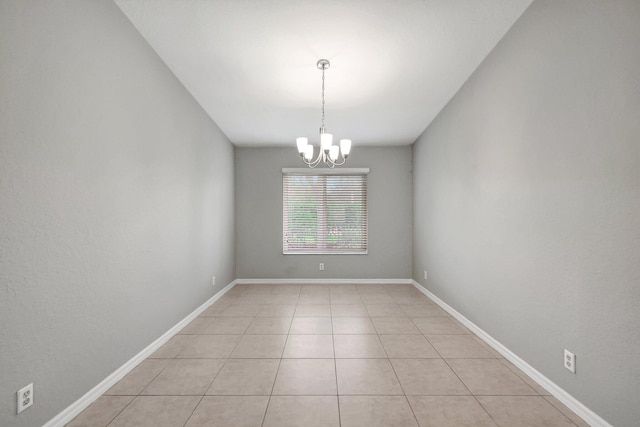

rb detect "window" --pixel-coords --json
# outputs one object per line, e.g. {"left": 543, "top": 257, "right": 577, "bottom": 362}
{"left": 283, "top": 168, "right": 368, "bottom": 254}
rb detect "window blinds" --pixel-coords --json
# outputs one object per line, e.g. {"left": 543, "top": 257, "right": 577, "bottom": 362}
{"left": 283, "top": 169, "right": 368, "bottom": 254}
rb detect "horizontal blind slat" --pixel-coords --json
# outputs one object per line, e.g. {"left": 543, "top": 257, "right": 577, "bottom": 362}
{"left": 283, "top": 173, "right": 367, "bottom": 254}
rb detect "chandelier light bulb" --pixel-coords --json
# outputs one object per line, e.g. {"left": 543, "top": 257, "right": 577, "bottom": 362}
{"left": 296, "top": 137, "right": 308, "bottom": 154}
{"left": 304, "top": 144, "right": 314, "bottom": 160}
{"left": 340, "top": 139, "right": 351, "bottom": 157}
{"left": 329, "top": 145, "right": 339, "bottom": 161}
{"left": 321, "top": 133, "right": 333, "bottom": 152}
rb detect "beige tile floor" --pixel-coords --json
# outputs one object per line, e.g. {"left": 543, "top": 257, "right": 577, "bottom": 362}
{"left": 66, "top": 284, "right": 589, "bottom": 427}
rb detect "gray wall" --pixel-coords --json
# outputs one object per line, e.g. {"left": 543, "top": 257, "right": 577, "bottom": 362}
{"left": 0, "top": 1, "right": 235, "bottom": 426}
{"left": 412, "top": 1, "right": 640, "bottom": 426}
{"left": 236, "top": 147, "right": 412, "bottom": 279}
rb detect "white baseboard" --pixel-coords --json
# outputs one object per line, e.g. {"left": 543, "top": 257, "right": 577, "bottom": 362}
{"left": 411, "top": 280, "right": 611, "bottom": 427}
{"left": 48, "top": 278, "right": 608, "bottom": 427}
{"left": 43, "top": 280, "right": 238, "bottom": 427}
{"left": 235, "top": 278, "right": 413, "bottom": 285}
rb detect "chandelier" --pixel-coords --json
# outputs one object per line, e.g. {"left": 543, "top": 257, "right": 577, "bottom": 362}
{"left": 296, "top": 59, "right": 351, "bottom": 168}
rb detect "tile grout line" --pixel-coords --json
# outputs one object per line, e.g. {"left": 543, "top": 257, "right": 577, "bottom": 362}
{"left": 329, "top": 301, "right": 343, "bottom": 427}
{"left": 199, "top": 287, "right": 266, "bottom": 427}
{"left": 180, "top": 395, "right": 206, "bottom": 427}
{"left": 259, "top": 287, "right": 300, "bottom": 427}
{"left": 117, "top": 358, "right": 172, "bottom": 400}
{"left": 103, "top": 396, "right": 135, "bottom": 427}
{"left": 375, "top": 299, "right": 422, "bottom": 427}
{"left": 541, "top": 396, "right": 582, "bottom": 427}
{"left": 439, "top": 348, "right": 503, "bottom": 426}
{"left": 473, "top": 395, "right": 504, "bottom": 427}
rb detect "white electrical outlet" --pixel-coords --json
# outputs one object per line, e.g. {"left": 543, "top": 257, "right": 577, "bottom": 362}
{"left": 211, "top": 276, "right": 216, "bottom": 287}
{"left": 564, "top": 349, "right": 576, "bottom": 373}
{"left": 17, "top": 383, "right": 33, "bottom": 414}
{"left": 319, "top": 263, "right": 324, "bottom": 271}
{"left": 424, "top": 270, "right": 428, "bottom": 280}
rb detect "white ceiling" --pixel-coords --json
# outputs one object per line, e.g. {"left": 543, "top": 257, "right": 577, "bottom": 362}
{"left": 114, "top": 0, "right": 532, "bottom": 147}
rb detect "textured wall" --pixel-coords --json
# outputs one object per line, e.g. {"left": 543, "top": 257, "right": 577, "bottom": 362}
{"left": 235, "top": 147, "right": 412, "bottom": 279}
{"left": 0, "top": 1, "right": 235, "bottom": 426}
{"left": 412, "top": 1, "right": 640, "bottom": 426}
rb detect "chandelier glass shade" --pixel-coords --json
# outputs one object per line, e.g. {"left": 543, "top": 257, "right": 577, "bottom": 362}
{"left": 296, "top": 59, "right": 351, "bottom": 168}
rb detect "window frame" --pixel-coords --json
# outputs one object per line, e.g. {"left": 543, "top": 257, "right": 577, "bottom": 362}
{"left": 282, "top": 168, "right": 369, "bottom": 255}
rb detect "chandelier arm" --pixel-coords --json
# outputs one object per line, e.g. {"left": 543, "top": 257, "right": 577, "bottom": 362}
{"left": 301, "top": 148, "right": 324, "bottom": 168}
{"left": 328, "top": 156, "right": 347, "bottom": 166}
{"left": 324, "top": 152, "right": 346, "bottom": 167}
{"left": 301, "top": 155, "right": 315, "bottom": 167}
{"left": 317, "top": 150, "right": 327, "bottom": 166}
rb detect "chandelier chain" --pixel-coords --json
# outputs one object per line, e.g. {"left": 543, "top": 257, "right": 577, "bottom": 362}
{"left": 321, "top": 67, "right": 325, "bottom": 130}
